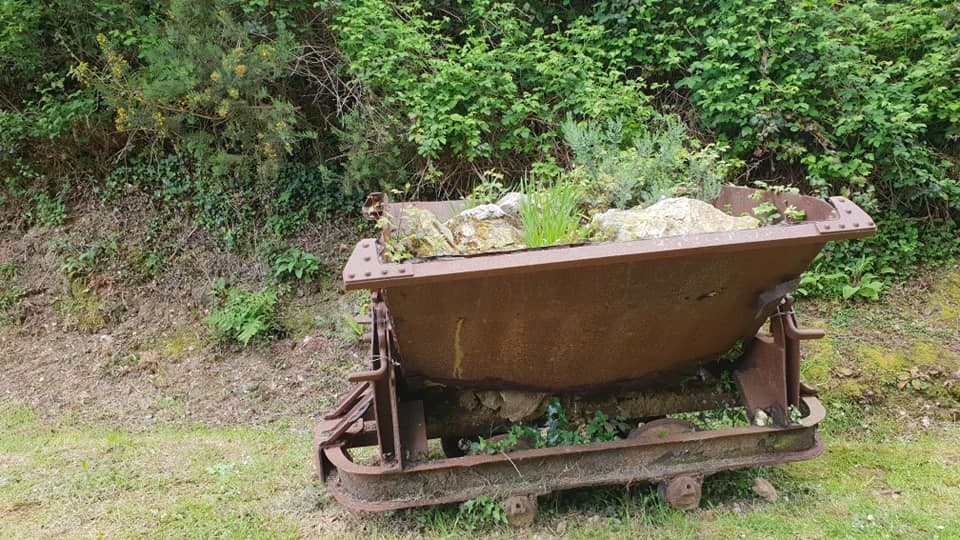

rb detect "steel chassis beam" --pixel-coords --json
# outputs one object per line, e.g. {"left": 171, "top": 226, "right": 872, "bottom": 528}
{"left": 315, "top": 397, "right": 825, "bottom": 511}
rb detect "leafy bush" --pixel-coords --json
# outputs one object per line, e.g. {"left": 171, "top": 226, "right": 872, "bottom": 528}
{"left": 60, "top": 239, "right": 119, "bottom": 280}
{"left": 456, "top": 496, "right": 507, "bottom": 530}
{"left": 270, "top": 247, "right": 322, "bottom": 283}
{"left": 333, "top": 0, "right": 654, "bottom": 191}
{"left": 563, "top": 116, "right": 729, "bottom": 210}
{"left": 596, "top": 0, "right": 959, "bottom": 218}
{"left": 206, "top": 285, "right": 281, "bottom": 346}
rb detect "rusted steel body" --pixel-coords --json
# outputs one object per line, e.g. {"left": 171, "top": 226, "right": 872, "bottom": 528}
{"left": 317, "top": 186, "right": 876, "bottom": 512}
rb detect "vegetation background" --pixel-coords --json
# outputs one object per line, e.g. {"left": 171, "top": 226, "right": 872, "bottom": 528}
{"left": 2, "top": 0, "right": 958, "bottom": 293}
{"left": 1, "top": 1, "right": 959, "bottom": 537}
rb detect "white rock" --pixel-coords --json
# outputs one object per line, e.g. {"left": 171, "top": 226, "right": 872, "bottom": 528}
{"left": 458, "top": 203, "right": 506, "bottom": 220}
{"left": 446, "top": 205, "right": 526, "bottom": 254}
{"left": 591, "top": 197, "right": 760, "bottom": 242}
{"left": 496, "top": 192, "right": 528, "bottom": 219}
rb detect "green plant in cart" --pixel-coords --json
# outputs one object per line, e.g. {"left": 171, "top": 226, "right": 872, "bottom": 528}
{"left": 519, "top": 181, "right": 585, "bottom": 248}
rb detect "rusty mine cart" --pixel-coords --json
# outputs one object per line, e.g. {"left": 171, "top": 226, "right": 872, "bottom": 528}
{"left": 314, "top": 186, "right": 876, "bottom": 519}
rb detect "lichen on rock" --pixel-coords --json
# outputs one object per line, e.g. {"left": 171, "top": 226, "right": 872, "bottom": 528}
{"left": 591, "top": 197, "right": 760, "bottom": 242}
{"left": 447, "top": 205, "right": 526, "bottom": 254}
{"left": 393, "top": 206, "right": 457, "bottom": 258}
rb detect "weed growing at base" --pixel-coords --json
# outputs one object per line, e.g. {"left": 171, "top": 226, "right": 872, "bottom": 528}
{"left": 470, "top": 399, "right": 629, "bottom": 455}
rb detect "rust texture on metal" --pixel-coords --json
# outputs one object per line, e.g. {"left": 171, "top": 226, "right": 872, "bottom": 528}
{"left": 319, "top": 397, "right": 825, "bottom": 511}
{"left": 734, "top": 296, "right": 825, "bottom": 426}
{"left": 315, "top": 186, "right": 876, "bottom": 513}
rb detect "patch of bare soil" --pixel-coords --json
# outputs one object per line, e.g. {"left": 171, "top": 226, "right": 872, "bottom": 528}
{"left": 0, "top": 203, "right": 366, "bottom": 430}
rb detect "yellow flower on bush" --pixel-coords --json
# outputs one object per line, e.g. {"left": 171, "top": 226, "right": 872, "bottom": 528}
{"left": 152, "top": 112, "right": 165, "bottom": 128}
{"left": 210, "top": 72, "right": 222, "bottom": 82}
{"left": 96, "top": 34, "right": 107, "bottom": 45}
{"left": 261, "top": 142, "right": 277, "bottom": 160}
{"left": 115, "top": 107, "right": 129, "bottom": 132}
{"left": 234, "top": 64, "right": 247, "bottom": 76}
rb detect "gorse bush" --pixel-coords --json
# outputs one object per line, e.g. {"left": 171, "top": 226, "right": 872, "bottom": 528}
{"left": 72, "top": 1, "right": 310, "bottom": 177}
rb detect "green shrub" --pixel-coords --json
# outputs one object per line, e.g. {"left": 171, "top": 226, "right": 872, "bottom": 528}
{"left": 456, "top": 496, "right": 507, "bottom": 530}
{"left": 596, "top": 0, "right": 959, "bottom": 218}
{"left": 206, "top": 285, "right": 281, "bottom": 346}
{"left": 333, "top": 0, "right": 654, "bottom": 190}
{"left": 60, "top": 238, "right": 119, "bottom": 280}
{"left": 563, "top": 116, "right": 729, "bottom": 210}
{"left": 270, "top": 247, "right": 322, "bottom": 283}
{"left": 74, "top": 1, "right": 312, "bottom": 177}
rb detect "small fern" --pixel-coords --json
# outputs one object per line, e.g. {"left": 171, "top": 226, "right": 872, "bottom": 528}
{"left": 206, "top": 286, "right": 281, "bottom": 346}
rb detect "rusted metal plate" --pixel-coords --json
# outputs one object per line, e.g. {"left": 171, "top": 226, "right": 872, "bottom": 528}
{"left": 397, "top": 400, "right": 428, "bottom": 462}
{"left": 319, "top": 397, "right": 825, "bottom": 511}
{"left": 387, "top": 243, "right": 824, "bottom": 392}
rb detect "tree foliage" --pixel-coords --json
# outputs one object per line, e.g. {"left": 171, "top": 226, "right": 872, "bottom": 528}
{"left": 1, "top": 0, "right": 957, "bottom": 287}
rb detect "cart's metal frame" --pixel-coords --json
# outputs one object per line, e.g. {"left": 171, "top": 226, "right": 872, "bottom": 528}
{"left": 314, "top": 187, "right": 875, "bottom": 513}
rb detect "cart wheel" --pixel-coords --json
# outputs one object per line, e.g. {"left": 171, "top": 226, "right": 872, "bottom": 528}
{"left": 628, "top": 418, "right": 698, "bottom": 442}
{"left": 504, "top": 493, "right": 537, "bottom": 527}
{"left": 659, "top": 475, "right": 702, "bottom": 510}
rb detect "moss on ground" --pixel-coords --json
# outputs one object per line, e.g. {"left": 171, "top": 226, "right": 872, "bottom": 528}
{"left": 158, "top": 325, "right": 206, "bottom": 361}
{"left": 857, "top": 343, "right": 909, "bottom": 374}
{"left": 55, "top": 280, "right": 107, "bottom": 332}
{"left": 930, "top": 267, "right": 960, "bottom": 323}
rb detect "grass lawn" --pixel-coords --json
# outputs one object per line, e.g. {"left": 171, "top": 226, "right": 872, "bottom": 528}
{"left": 2, "top": 403, "right": 959, "bottom": 538}
{"left": 2, "top": 267, "right": 959, "bottom": 538}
